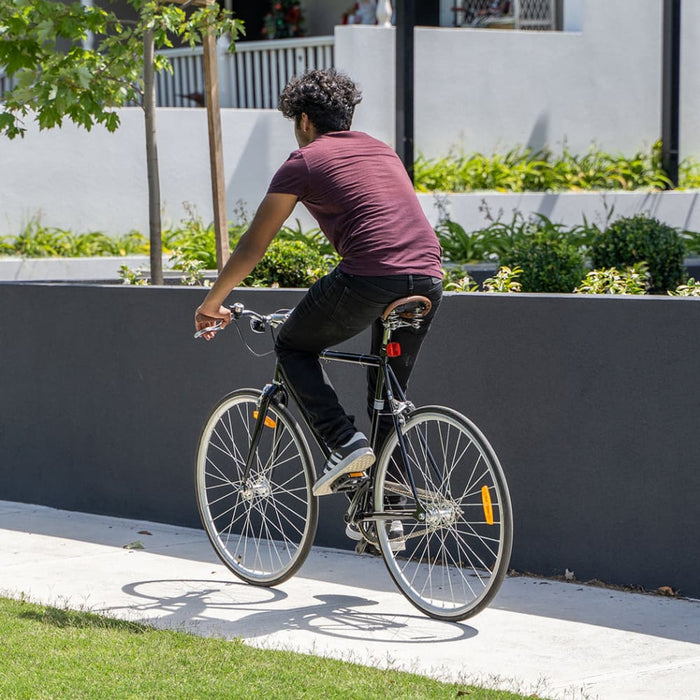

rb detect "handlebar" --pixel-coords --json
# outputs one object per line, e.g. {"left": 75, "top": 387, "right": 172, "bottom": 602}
{"left": 194, "top": 303, "right": 291, "bottom": 339}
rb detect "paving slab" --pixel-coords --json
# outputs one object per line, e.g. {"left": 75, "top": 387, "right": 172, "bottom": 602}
{"left": 0, "top": 501, "right": 698, "bottom": 700}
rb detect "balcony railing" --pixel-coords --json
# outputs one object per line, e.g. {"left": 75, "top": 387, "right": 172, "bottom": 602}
{"left": 156, "top": 36, "right": 335, "bottom": 109}
{"left": 0, "top": 70, "right": 17, "bottom": 98}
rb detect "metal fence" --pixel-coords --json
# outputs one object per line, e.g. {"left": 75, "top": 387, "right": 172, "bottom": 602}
{"left": 156, "top": 36, "right": 335, "bottom": 109}
{"left": 453, "top": 0, "right": 557, "bottom": 30}
{"left": 0, "top": 70, "right": 17, "bottom": 99}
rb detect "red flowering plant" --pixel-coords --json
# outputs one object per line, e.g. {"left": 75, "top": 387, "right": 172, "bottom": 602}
{"left": 263, "top": 0, "right": 306, "bottom": 39}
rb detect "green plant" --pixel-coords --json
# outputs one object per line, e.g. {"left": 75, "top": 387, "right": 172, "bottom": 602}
{"left": 435, "top": 219, "right": 491, "bottom": 264}
{"left": 263, "top": 0, "right": 305, "bottom": 39}
{"left": 163, "top": 212, "right": 218, "bottom": 270}
{"left": 442, "top": 267, "right": 479, "bottom": 292}
{"left": 680, "top": 229, "right": 700, "bottom": 256}
{"left": 246, "top": 239, "right": 332, "bottom": 288}
{"left": 435, "top": 198, "right": 598, "bottom": 266}
{"left": 590, "top": 214, "right": 685, "bottom": 294}
{"left": 502, "top": 230, "right": 586, "bottom": 293}
{"left": 415, "top": 143, "right": 675, "bottom": 194}
{"left": 482, "top": 266, "right": 523, "bottom": 293}
{"left": 118, "top": 264, "right": 148, "bottom": 285}
{"left": 668, "top": 277, "right": 700, "bottom": 297}
{"left": 169, "top": 249, "right": 210, "bottom": 286}
{"left": 574, "top": 263, "right": 649, "bottom": 295}
{"left": 276, "top": 218, "right": 335, "bottom": 256}
{"left": 0, "top": 217, "right": 148, "bottom": 257}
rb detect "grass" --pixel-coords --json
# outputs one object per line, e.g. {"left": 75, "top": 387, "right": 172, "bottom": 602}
{"left": 0, "top": 596, "right": 533, "bottom": 699}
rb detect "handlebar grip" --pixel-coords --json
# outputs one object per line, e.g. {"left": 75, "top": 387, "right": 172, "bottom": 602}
{"left": 194, "top": 322, "right": 223, "bottom": 339}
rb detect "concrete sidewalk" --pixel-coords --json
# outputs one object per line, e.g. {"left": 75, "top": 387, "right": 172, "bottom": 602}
{"left": 0, "top": 501, "right": 698, "bottom": 700}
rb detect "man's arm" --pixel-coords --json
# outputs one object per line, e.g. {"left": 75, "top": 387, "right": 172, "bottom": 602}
{"left": 194, "top": 193, "right": 298, "bottom": 337}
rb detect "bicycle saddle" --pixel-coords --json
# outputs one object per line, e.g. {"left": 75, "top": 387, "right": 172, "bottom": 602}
{"left": 381, "top": 295, "right": 432, "bottom": 321}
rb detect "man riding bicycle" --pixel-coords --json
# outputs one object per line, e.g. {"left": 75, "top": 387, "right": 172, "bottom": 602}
{"left": 194, "top": 68, "right": 442, "bottom": 499}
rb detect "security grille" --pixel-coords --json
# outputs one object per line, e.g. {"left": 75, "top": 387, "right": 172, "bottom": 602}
{"left": 517, "top": 0, "right": 556, "bottom": 30}
{"left": 454, "top": 0, "right": 556, "bottom": 30}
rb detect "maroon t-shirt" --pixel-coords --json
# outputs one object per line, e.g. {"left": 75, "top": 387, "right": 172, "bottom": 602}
{"left": 267, "top": 131, "right": 442, "bottom": 277}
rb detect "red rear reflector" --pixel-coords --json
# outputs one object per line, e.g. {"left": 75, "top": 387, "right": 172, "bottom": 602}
{"left": 387, "top": 342, "right": 401, "bottom": 357}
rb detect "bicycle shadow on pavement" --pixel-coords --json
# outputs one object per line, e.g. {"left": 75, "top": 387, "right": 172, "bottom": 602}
{"left": 112, "top": 579, "right": 476, "bottom": 644}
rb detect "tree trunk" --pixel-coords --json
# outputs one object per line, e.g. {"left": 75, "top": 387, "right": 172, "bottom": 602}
{"left": 143, "top": 29, "right": 163, "bottom": 285}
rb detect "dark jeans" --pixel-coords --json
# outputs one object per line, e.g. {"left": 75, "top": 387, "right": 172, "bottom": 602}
{"left": 274, "top": 267, "right": 442, "bottom": 450}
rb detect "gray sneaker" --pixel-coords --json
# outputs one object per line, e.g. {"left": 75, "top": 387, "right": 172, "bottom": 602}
{"left": 313, "top": 432, "right": 375, "bottom": 496}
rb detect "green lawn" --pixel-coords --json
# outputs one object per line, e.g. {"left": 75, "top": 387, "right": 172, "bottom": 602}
{"left": 0, "top": 596, "right": 534, "bottom": 699}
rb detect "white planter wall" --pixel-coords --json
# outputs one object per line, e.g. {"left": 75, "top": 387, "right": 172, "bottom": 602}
{"left": 336, "top": 0, "right": 700, "bottom": 157}
{"left": 1, "top": 0, "right": 700, "bottom": 237}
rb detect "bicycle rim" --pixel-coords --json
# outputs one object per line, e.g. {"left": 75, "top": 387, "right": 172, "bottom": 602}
{"left": 374, "top": 406, "right": 513, "bottom": 620}
{"left": 195, "top": 389, "right": 318, "bottom": 586}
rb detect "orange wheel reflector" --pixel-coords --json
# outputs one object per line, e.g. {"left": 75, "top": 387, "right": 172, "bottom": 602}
{"left": 481, "top": 485, "right": 494, "bottom": 525}
{"left": 348, "top": 472, "right": 365, "bottom": 478}
{"left": 253, "top": 411, "right": 277, "bottom": 428}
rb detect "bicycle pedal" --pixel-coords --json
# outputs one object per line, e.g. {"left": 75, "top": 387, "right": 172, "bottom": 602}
{"left": 330, "top": 471, "right": 369, "bottom": 493}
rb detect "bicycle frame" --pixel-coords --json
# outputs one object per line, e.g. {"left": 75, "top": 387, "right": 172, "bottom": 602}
{"left": 240, "top": 341, "right": 436, "bottom": 529}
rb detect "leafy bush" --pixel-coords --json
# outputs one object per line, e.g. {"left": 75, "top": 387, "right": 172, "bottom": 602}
{"left": 245, "top": 239, "right": 333, "bottom": 288}
{"left": 414, "top": 143, "right": 677, "bottom": 193}
{"left": 589, "top": 215, "right": 685, "bottom": 294}
{"left": 502, "top": 231, "right": 586, "bottom": 293}
{"left": 435, "top": 219, "right": 492, "bottom": 265}
{"left": 574, "top": 263, "right": 649, "bottom": 295}
{"left": 680, "top": 229, "right": 700, "bottom": 256}
{"left": 482, "top": 266, "right": 523, "bottom": 293}
{"left": 442, "top": 267, "right": 478, "bottom": 292}
{"left": 435, "top": 204, "right": 596, "bottom": 266}
{"left": 668, "top": 278, "right": 700, "bottom": 297}
{"left": 0, "top": 217, "right": 148, "bottom": 257}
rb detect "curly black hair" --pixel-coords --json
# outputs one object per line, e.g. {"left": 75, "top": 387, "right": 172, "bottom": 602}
{"left": 278, "top": 68, "right": 362, "bottom": 134}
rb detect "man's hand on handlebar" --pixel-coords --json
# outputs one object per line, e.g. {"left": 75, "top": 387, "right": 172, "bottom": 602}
{"left": 194, "top": 303, "right": 232, "bottom": 341}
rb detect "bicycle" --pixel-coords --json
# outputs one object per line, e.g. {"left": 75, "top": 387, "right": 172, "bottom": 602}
{"left": 194, "top": 296, "right": 513, "bottom": 621}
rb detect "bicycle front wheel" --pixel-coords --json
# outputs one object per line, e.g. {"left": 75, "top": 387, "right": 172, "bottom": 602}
{"left": 374, "top": 406, "right": 513, "bottom": 621}
{"left": 195, "top": 389, "right": 318, "bottom": 586}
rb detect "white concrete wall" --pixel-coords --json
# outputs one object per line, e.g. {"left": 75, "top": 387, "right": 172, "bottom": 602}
{"left": 2, "top": 0, "right": 700, "bottom": 237}
{"left": 0, "top": 108, "right": 299, "bottom": 236}
{"left": 336, "top": 0, "right": 700, "bottom": 157}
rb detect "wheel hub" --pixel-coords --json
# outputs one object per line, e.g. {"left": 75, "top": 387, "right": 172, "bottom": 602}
{"left": 241, "top": 476, "right": 271, "bottom": 501}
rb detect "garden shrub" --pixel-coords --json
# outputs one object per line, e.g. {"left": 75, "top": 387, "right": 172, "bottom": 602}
{"left": 414, "top": 143, "right": 676, "bottom": 193}
{"left": 502, "top": 231, "right": 586, "bottom": 293}
{"left": 246, "top": 239, "right": 332, "bottom": 288}
{"left": 589, "top": 215, "right": 685, "bottom": 294}
{"left": 574, "top": 263, "right": 649, "bottom": 295}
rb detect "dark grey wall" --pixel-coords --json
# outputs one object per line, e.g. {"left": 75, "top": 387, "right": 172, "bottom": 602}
{"left": 1, "top": 283, "right": 699, "bottom": 597}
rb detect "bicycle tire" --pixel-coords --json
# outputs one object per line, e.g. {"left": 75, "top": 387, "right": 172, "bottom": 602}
{"left": 373, "top": 406, "right": 513, "bottom": 621}
{"left": 195, "top": 388, "right": 318, "bottom": 586}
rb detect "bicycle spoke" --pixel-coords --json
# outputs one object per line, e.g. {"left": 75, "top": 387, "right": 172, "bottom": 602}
{"left": 375, "top": 407, "right": 512, "bottom": 621}
{"left": 195, "top": 390, "right": 318, "bottom": 586}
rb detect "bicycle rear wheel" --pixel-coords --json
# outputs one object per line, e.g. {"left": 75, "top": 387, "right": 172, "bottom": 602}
{"left": 373, "top": 406, "right": 512, "bottom": 621}
{"left": 195, "top": 389, "right": 318, "bottom": 586}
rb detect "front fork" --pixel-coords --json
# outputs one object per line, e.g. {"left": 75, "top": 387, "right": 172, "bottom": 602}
{"left": 242, "top": 380, "right": 287, "bottom": 482}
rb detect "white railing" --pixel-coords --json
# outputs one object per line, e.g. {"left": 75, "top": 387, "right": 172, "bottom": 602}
{"left": 156, "top": 36, "right": 335, "bottom": 109}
